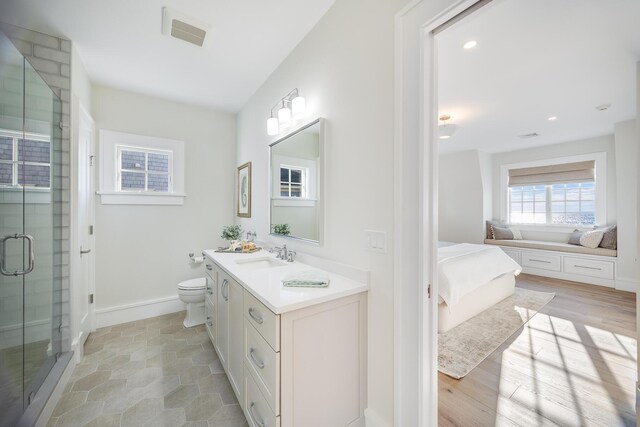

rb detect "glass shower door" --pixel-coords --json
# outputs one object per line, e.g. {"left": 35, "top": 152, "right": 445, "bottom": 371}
{"left": 0, "top": 31, "right": 26, "bottom": 426}
{"left": 0, "top": 30, "right": 62, "bottom": 426}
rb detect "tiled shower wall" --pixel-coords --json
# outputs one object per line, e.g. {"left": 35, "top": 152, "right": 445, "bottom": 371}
{"left": 0, "top": 23, "right": 71, "bottom": 352}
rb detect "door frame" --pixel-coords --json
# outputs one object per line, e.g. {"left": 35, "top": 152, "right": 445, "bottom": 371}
{"left": 70, "top": 96, "right": 96, "bottom": 362}
{"left": 393, "top": 1, "right": 484, "bottom": 425}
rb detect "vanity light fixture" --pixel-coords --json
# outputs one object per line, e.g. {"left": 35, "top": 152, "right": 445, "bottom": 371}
{"left": 266, "top": 88, "right": 306, "bottom": 135}
{"left": 438, "top": 114, "right": 458, "bottom": 139}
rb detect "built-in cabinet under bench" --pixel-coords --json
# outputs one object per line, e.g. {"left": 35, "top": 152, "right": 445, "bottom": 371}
{"left": 495, "top": 245, "right": 618, "bottom": 288}
{"left": 202, "top": 250, "right": 368, "bottom": 427}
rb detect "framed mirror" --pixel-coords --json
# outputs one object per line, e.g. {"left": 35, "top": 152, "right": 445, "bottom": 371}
{"left": 269, "top": 118, "right": 323, "bottom": 244}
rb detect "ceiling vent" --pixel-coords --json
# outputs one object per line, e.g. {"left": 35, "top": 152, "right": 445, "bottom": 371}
{"left": 162, "top": 7, "right": 209, "bottom": 47}
{"left": 518, "top": 132, "right": 539, "bottom": 139}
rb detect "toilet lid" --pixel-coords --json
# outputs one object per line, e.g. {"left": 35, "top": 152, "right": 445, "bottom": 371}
{"left": 178, "top": 278, "right": 206, "bottom": 290}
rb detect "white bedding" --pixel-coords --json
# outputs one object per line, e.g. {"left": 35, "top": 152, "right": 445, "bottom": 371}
{"left": 438, "top": 243, "right": 521, "bottom": 307}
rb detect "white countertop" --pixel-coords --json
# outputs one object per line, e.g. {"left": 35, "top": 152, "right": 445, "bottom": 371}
{"left": 202, "top": 249, "right": 369, "bottom": 314}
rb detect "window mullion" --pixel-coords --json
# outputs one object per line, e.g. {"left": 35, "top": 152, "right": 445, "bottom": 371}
{"left": 545, "top": 185, "right": 552, "bottom": 224}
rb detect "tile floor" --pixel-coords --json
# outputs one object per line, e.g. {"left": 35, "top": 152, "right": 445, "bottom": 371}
{"left": 48, "top": 311, "right": 249, "bottom": 427}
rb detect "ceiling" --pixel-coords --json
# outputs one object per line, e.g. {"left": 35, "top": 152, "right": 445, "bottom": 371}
{"left": 437, "top": 0, "right": 640, "bottom": 154}
{"left": 0, "top": 0, "right": 337, "bottom": 112}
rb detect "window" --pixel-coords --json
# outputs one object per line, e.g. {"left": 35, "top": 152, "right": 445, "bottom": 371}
{"left": 502, "top": 154, "right": 606, "bottom": 226}
{"left": 0, "top": 132, "right": 51, "bottom": 189}
{"left": 99, "top": 130, "right": 185, "bottom": 205}
{"left": 509, "top": 182, "right": 595, "bottom": 225}
{"left": 280, "top": 165, "right": 306, "bottom": 198}
{"left": 117, "top": 146, "right": 171, "bottom": 193}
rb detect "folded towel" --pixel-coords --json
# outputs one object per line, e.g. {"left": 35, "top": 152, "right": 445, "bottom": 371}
{"left": 282, "top": 270, "right": 330, "bottom": 288}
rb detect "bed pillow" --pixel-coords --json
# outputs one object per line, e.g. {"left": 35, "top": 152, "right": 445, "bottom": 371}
{"left": 597, "top": 225, "right": 617, "bottom": 250}
{"left": 568, "top": 229, "right": 583, "bottom": 245}
{"left": 486, "top": 220, "right": 506, "bottom": 239}
{"left": 579, "top": 230, "right": 605, "bottom": 249}
{"left": 491, "top": 225, "right": 514, "bottom": 240}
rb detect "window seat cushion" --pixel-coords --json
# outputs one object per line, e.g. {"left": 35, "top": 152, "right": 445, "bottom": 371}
{"left": 484, "top": 238, "right": 617, "bottom": 257}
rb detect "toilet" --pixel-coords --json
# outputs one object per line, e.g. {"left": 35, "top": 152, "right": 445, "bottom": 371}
{"left": 177, "top": 277, "right": 207, "bottom": 327}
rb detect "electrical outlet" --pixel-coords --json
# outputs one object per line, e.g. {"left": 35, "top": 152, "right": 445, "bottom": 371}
{"left": 365, "top": 230, "right": 387, "bottom": 253}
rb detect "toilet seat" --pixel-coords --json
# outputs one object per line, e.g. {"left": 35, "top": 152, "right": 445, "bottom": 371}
{"left": 177, "top": 277, "right": 206, "bottom": 291}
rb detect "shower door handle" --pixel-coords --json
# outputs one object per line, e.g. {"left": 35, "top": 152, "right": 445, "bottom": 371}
{"left": 0, "top": 233, "right": 35, "bottom": 276}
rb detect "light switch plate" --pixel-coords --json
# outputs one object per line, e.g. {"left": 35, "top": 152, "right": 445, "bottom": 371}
{"left": 365, "top": 230, "right": 387, "bottom": 253}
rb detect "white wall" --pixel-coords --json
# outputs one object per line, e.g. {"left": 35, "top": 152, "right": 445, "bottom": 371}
{"left": 438, "top": 150, "right": 485, "bottom": 243}
{"left": 235, "top": 0, "right": 406, "bottom": 423}
{"left": 91, "top": 84, "right": 236, "bottom": 311}
{"left": 614, "top": 120, "right": 638, "bottom": 288}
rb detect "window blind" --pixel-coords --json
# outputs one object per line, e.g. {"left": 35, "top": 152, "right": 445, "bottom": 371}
{"left": 508, "top": 160, "right": 595, "bottom": 187}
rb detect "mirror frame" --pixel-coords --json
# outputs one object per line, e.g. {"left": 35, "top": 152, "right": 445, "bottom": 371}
{"left": 268, "top": 117, "right": 324, "bottom": 245}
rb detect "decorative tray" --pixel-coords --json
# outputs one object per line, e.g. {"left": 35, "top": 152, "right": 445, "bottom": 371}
{"left": 214, "top": 247, "right": 262, "bottom": 254}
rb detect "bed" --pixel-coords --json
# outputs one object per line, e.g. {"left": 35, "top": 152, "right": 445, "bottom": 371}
{"left": 437, "top": 243, "right": 522, "bottom": 333}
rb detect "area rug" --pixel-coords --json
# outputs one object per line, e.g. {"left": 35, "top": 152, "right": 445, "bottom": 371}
{"left": 438, "top": 287, "right": 555, "bottom": 379}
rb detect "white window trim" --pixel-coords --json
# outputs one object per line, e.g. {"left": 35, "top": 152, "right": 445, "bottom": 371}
{"left": 0, "top": 129, "right": 52, "bottom": 204}
{"left": 271, "top": 154, "right": 318, "bottom": 207}
{"left": 500, "top": 152, "right": 607, "bottom": 229}
{"left": 98, "top": 130, "right": 186, "bottom": 205}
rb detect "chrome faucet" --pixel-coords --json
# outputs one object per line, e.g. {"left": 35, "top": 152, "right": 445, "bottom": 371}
{"left": 286, "top": 250, "right": 296, "bottom": 263}
{"left": 271, "top": 245, "right": 288, "bottom": 260}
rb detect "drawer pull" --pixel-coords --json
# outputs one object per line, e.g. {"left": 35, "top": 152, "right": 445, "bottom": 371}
{"left": 248, "top": 402, "right": 266, "bottom": 427}
{"left": 249, "top": 348, "right": 265, "bottom": 369}
{"left": 529, "top": 259, "right": 552, "bottom": 264}
{"left": 222, "top": 279, "right": 229, "bottom": 301}
{"left": 574, "top": 265, "right": 602, "bottom": 271}
{"left": 206, "top": 285, "right": 213, "bottom": 295}
{"left": 248, "top": 307, "right": 264, "bottom": 324}
{"left": 206, "top": 316, "right": 213, "bottom": 327}
{"left": 206, "top": 264, "right": 213, "bottom": 271}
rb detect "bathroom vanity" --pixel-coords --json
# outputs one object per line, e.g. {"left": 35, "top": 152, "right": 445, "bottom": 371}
{"left": 202, "top": 250, "right": 368, "bottom": 427}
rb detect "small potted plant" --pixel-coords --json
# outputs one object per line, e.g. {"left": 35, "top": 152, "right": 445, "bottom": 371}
{"left": 272, "top": 223, "right": 291, "bottom": 236}
{"left": 221, "top": 225, "right": 243, "bottom": 250}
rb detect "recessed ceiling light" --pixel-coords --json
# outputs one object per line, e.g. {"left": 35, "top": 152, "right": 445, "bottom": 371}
{"left": 463, "top": 40, "right": 477, "bottom": 50}
{"left": 548, "top": 116, "right": 557, "bottom": 121}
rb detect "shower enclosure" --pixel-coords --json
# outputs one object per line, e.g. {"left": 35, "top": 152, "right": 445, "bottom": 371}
{"left": 0, "top": 31, "right": 70, "bottom": 426}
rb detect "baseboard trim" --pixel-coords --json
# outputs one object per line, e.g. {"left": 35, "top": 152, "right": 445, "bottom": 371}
{"left": 364, "top": 408, "right": 391, "bottom": 427}
{"left": 95, "top": 296, "right": 185, "bottom": 328}
{"left": 615, "top": 279, "right": 638, "bottom": 293}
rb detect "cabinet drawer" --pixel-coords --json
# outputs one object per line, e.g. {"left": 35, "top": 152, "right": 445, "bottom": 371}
{"left": 244, "top": 291, "right": 280, "bottom": 351}
{"left": 205, "top": 297, "right": 215, "bottom": 344}
{"left": 245, "top": 320, "right": 280, "bottom": 415}
{"left": 205, "top": 257, "right": 216, "bottom": 281}
{"left": 501, "top": 248, "right": 520, "bottom": 264}
{"left": 245, "top": 367, "right": 280, "bottom": 427}
{"left": 564, "top": 257, "right": 614, "bottom": 280}
{"left": 521, "top": 251, "right": 561, "bottom": 272}
{"left": 205, "top": 276, "right": 216, "bottom": 307}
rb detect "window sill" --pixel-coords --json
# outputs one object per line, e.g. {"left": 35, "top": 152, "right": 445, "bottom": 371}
{"left": 271, "top": 197, "right": 317, "bottom": 207}
{"left": 509, "top": 223, "right": 595, "bottom": 232}
{"left": 97, "top": 191, "right": 186, "bottom": 206}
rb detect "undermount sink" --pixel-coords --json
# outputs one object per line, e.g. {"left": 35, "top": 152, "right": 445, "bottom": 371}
{"left": 234, "top": 257, "right": 287, "bottom": 269}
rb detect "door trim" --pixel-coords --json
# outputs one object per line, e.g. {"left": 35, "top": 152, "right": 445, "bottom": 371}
{"left": 393, "top": 1, "right": 485, "bottom": 425}
{"left": 70, "top": 96, "right": 96, "bottom": 362}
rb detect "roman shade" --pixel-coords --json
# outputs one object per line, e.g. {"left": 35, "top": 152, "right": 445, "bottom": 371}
{"left": 508, "top": 160, "right": 595, "bottom": 187}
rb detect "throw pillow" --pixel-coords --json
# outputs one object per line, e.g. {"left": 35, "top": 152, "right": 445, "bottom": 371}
{"left": 598, "top": 225, "right": 617, "bottom": 250}
{"left": 511, "top": 227, "right": 523, "bottom": 240}
{"left": 491, "top": 225, "right": 514, "bottom": 240}
{"left": 486, "top": 220, "right": 505, "bottom": 239}
{"left": 568, "top": 229, "right": 583, "bottom": 245}
{"left": 579, "top": 230, "right": 605, "bottom": 249}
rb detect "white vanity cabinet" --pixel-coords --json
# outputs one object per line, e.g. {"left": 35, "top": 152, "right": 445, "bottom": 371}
{"left": 203, "top": 253, "right": 368, "bottom": 427}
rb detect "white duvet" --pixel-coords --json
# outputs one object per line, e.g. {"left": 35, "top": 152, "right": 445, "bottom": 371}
{"left": 438, "top": 243, "right": 522, "bottom": 307}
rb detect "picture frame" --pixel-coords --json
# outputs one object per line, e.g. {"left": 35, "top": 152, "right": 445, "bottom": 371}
{"left": 237, "top": 161, "right": 252, "bottom": 217}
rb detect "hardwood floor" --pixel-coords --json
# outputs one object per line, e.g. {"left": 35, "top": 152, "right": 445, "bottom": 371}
{"left": 438, "top": 273, "right": 637, "bottom": 427}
